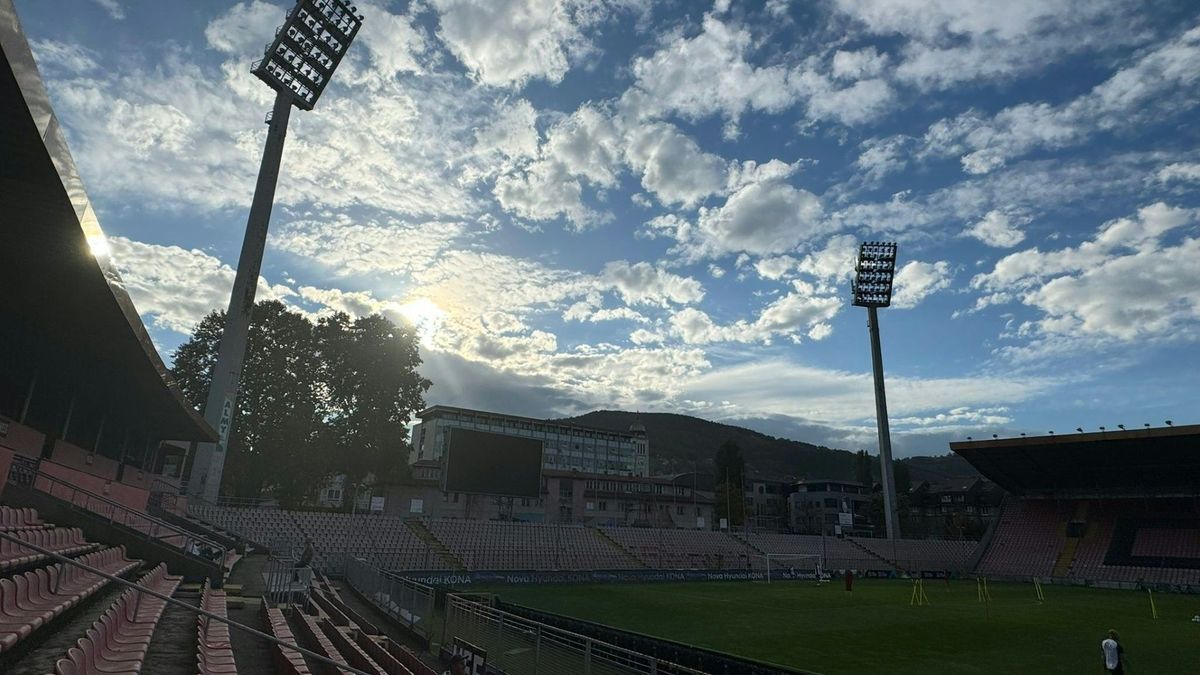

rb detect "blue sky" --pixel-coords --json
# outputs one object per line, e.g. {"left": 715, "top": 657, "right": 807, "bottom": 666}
{"left": 15, "top": 0, "right": 1200, "bottom": 456}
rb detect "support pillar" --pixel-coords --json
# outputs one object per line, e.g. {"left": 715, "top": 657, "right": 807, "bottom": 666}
{"left": 189, "top": 92, "right": 293, "bottom": 501}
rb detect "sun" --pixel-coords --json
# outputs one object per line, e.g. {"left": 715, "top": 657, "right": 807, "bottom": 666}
{"left": 394, "top": 298, "right": 446, "bottom": 346}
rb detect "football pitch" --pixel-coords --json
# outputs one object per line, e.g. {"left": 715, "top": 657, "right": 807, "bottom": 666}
{"left": 470, "top": 578, "right": 1199, "bottom": 674}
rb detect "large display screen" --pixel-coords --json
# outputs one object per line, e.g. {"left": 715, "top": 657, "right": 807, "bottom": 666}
{"left": 442, "top": 427, "right": 544, "bottom": 498}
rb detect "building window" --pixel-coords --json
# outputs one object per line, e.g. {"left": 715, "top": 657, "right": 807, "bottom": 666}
{"left": 599, "top": 501, "right": 608, "bottom": 512}
{"left": 586, "top": 501, "right": 595, "bottom": 511}
{"left": 676, "top": 505, "right": 684, "bottom": 515}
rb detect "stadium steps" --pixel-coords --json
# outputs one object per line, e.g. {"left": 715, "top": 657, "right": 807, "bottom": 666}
{"left": 595, "top": 528, "right": 649, "bottom": 568}
{"left": 404, "top": 520, "right": 467, "bottom": 570}
{"left": 1052, "top": 502, "right": 1090, "bottom": 577}
{"left": 846, "top": 538, "right": 898, "bottom": 571}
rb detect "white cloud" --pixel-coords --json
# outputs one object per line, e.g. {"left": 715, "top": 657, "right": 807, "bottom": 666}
{"left": 754, "top": 255, "right": 797, "bottom": 280}
{"left": 669, "top": 286, "right": 841, "bottom": 345}
{"left": 601, "top": 261, "right": 705, "bottom": 307}
{"left": 795, "top": 234, "right": 858, "bottom": 285}
{"left": 831, "top": 47, "right": 888, "bottom": 80}
{"left": 919, "top": 26, "right": 1200, "bottom": 174}
{"left": 833, "top": 0, "right": 1148, "bottom": 90}
{"left": 854, "top": 135, "right": 912, "bottom": 184}
{"left": 1158, "top": 162, "right": 1200, "bottom": 183}
{"left": 964, "top": 210, "right": 1026, "bottom": 248}
{"left": 626, "top": 15, "right": 797, "bottom": 126}
{"left": 28, "top": 40, "right": 99, "bottom": 74}
{"left": 972, "top": 202, "right": 1200, "bottom": 342}
{"left": 91, "top": 0, "right": 125, "bottom": 20}
{"left": 688, "top": 180, "right": 824, "bottom": 258}
{"left": 679, "top": 358, "right": 1052, "bottom": 427}
{"left": 271, "top": 217, "right": 468, "bottom": 278}
{"left": 791, "top": 70, "right": 896, "bottom": 126}
{"left": 891, "top": 260, "right": 953, "bottom": 309}
{"left": 624, "top": 122, "right": 727, "bottom": 207}
{"left": 107, "top": 236, "right": 292, "bottom": 334}
{"left": 494, "top": 159, "right": 597, "bottom": 228}
{"left": 432, "top": 0, "right": 598, "bottom": 87}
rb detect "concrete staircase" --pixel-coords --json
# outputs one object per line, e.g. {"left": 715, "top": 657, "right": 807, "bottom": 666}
{"left": 404, "top": 520, "right": 466, "bottom": 570}
{"left": 847, "top": 538, "right": 899, "bottom": 571}
{"left": 595, "top": 528, "right": 649, "bottom": 568}
{"left": 1052, "top": 501, "right": 1090, "bottom": 577}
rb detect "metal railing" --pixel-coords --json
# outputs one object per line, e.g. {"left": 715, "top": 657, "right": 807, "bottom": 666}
{"left": 345, "top": 557, "right": 435, "bottom": 639}
{"left": 30, "top": 470, "right": 228, "bottom": 567}
{"left": 444, "top": 594, "right": 709, "bottom": 675}
{"left": 0, "top": 529, "right": 374, "bottom": 675}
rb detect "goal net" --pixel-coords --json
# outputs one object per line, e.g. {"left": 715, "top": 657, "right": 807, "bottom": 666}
{"left": 762, "top": 554, "right": 824, "bottom": 583}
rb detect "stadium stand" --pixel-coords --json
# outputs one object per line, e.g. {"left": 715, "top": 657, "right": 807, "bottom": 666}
{"left": 601, "top": 526, "right": 758, "bottom": 570}
{"left": 47, "top": 563, "right": 182, "bottom": 675}
{"left": 430, "top": 519, "right": 641, "bottom": 570}
{"left": 956, "top": 426, "right": 1200, "bottom": 589}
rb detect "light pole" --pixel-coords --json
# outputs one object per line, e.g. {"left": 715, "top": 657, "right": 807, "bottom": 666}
{"left": 851, "top": 241, "right": 900, "bottom": 541}
{"left": 189, "top": 0, "right": 364, "bottom": 501}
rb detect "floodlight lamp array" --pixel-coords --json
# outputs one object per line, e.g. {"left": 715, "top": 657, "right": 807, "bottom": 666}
{"left": 252, "top": 0, "right": 364, "bottom": 111}
{"left": 851, "top": 241, "right": 898, "bottom": 308}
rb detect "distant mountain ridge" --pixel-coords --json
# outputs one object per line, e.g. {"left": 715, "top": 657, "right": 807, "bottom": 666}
{"left": 557, "top": 410, "right": 978, "bottom": 484}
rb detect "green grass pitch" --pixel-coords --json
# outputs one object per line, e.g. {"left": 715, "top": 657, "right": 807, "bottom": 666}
{"left": 471, "top": 578, "right": 1199, "bottom": 674}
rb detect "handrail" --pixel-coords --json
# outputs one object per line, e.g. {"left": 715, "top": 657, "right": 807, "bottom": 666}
{"left": 0, "top": 530, "right": 374, "bottom": 675}
{"left": 32, "top": 469, "right": 228, "bottom": 566}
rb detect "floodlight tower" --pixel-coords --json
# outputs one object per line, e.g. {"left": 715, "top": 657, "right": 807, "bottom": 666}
{"left": 851, "top": 241, "right": 900, "bottom": 540}
{"left": 188, "top": 0, "right": 364, "bottom": 501}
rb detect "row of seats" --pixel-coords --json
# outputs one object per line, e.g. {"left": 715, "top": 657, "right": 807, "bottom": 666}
{"left": 977, "top": 498, "right": 1200, "bottom": 586}
{"left": 602, "top": 526, "right": 759, "bottom": 570}
{"left": 190, "top": 504, "right": 984, "bottom": 573}
{"left": 850, "top": 537, "right": 979, "bottom": 572}
{"left": 0, "top": 505, "right": 44, "bottom": 531}
{"left": 264, "top": 606, "right": 310, "bottom": 675}
{"left": 427, "top": 519, "right": 638, "bottom": 571}
{"left": 1, "top": 527, "right": 99, "bottom": 571}
{"left": 977, "top": 499, "right": 1066, "bottom": 577}
{"left": 197, "top": 580, "right": 237, "bottom": 674}
{"left": 0, "top": 546, "right": 138, "bottom": 652}
{"left": 1132, "top": 527, "right": 1200, "bottom": 558}
{"left": 50, "top": 563, "right": 181, "bottom": 675}
{"left": 300, "top": 572, "right": 434, "bottom": 675}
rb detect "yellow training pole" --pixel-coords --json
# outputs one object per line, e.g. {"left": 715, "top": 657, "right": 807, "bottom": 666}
{"left": 1148, "top": 588, "right": 1158, "bottom": 619}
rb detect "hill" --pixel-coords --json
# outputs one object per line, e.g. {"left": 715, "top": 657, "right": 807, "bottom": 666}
{"left": 558, "top": 410, "right": 979, "bottom": 484}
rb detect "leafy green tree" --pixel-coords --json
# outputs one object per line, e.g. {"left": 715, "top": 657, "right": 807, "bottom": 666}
{"left": 855, "top": 450, "right": 873, "bottom": 487}
{"left": 317, "top": 312, "right": 430, "bottom": 505}
{"left": 171, "top": 301, "right": 428, "bottom": 507}
{"left": 714, "top": 440, "right": 746, "bottom": 527}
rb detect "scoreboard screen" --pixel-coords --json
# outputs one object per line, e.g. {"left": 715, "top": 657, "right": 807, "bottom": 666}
{"left": 442, "top": 428, "right": 543, "bottom": 499}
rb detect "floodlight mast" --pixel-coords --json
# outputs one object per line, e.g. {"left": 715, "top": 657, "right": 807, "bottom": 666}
{"left": 188, "top": 0, "right": 364, "bottom": 502}
{"left": 851, "top": 241, "right": 900, "bottom": 541}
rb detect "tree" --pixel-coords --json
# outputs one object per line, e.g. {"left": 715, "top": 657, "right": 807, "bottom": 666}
{"left": 714, "top": 440, "right": 746, "bottom": 528}
{"left": 855, "top": 450, "right": 873, "bottom": 487}
{"left": 317, "top": 312, "right": 431, "bottom": 505}
{"left": 171, "top": 301, "right": 429, "bottom": 506}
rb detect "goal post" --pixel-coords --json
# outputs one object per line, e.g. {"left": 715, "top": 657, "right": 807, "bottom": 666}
{"left": 763, "top": 554, "right": 824, "bottom": 583}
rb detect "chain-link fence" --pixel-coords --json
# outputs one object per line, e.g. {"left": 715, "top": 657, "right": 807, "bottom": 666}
{"left": 443, "top": 594, "right": 708, "bottom": 675}
{"left": 345, "top": 557, "right": 436, "bottom": 639}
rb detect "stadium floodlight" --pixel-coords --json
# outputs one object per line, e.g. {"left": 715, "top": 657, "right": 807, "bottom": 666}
{"left": 850, "top": 241, "right": 900, "bottom": 541}
{"left": 1118, "top": 424, "right": 1125, "bottom": 430}
{"left": 1076, "top": 427, "right": 1084, "bottom": 433}
{"left": 251, "top": 0, "right": 364, "bottom": 111}
{"left": 188, "top": 0, "right": 364, "bottom": 502}
{"left": 1166, "top": 420, "right": 1173, "bottom": 426}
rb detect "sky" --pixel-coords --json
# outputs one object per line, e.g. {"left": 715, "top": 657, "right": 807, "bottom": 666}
{"left": 14, "top": 0, "right": 1200, "bottom": 457}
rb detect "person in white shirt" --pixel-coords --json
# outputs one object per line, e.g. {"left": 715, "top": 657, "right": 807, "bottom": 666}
{"left": 1100, "top": 629, "right": 1125, "bottom": 674}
